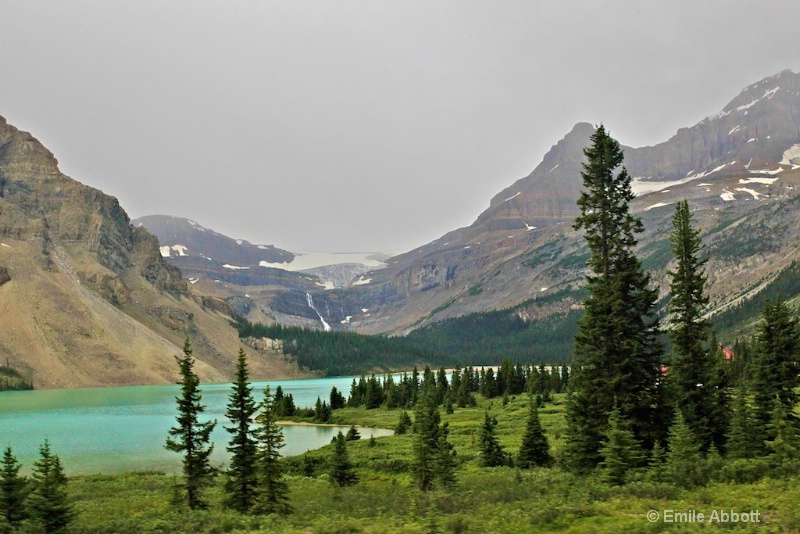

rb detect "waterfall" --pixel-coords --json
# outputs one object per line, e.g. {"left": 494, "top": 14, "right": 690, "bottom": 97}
{"left": 305, "top": 293, "right": 331, "bottom": 332}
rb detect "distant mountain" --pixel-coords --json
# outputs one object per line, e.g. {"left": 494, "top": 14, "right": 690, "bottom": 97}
{"left": 294, "top": 70, "right": 800, "bottom": 346}
{"left": 134, "top": 214, "right": 389, "bottom": 329}
{"left": 130, "top": 71, "right": 800, "bottom": 350}
{"left": 0, "top": 116, "right": 302, "bottom": 388}
{"left": 133, "top": 214, "right": 294, "bottom": 266}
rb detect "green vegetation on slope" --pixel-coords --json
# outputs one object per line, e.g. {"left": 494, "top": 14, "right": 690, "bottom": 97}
{"left": 234, "top": 318, "right": 452, "bottom": 375}
{"left": 406, "top": 307, "right": 582, "bottom": 365}
{"left": 713, "top": 260, "right": 800, "bottom": 340}
{"left": 0, "top": 364, "right": 33, "bottom": 391}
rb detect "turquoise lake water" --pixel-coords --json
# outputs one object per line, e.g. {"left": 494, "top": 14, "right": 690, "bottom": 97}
{"left": 0, "top": 376, "right": 392, "bottom": 475}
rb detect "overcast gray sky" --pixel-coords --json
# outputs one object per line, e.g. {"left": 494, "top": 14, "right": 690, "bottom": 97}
{"left": 2, "top": 1, "right": 800, "bottom": 252}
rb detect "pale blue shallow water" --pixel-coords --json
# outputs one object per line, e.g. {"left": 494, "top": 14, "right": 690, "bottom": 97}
{"left": 0, "top": 376, "right": 391, "bottom": 475}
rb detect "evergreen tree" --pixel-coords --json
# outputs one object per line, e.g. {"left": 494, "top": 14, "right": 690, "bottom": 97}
{"left": 412, "top": 393, "right": 438, "bottom": 491}
{"left": 165, "top": 338, "right": 216, "bottom": 510}
{"left": 753, "top": 298, "right": 800, "bottom": 445}
{"left": 726, "top": 383, "right": 758, "bottom": 460}
{"left": 364, "top": 374, "right": 384, "bottom": 409}
{"left": 254, "top": 386, "right": 292, "bottom": 515}
{"left": 395, "top": 410, "right": 412, "bottom": 435}
{"left": 765, "top": 399, "right": 798, "bottom": 468}
{"left": 478, "top": 412, "right": 506, "bottom": 467}
{"left": 668, "top": 200, "right": 728, "bottom": 451}
{"left": 346, "top": 425, "right": 361, "bottom": 441}
{"left": 434, "top": 421, "right": 457, "bottom": 489}
{"left": 646, "top": 441, "right": 668, "bottom": 483}
{"left": 29, "top": 440, "right": 72, "bottom": 533}
{"left": 598, "top": 409, "right": 644, "bottom": 485}
{"left": 224, "top": 349, "right": 259, "bottom": 513}
{"left": 412, "top": 391, "right": 456, "bottom": 490}
{"left": 435, "top": 367, "right": 449, "bottom": 405}
{"left": 330, "top": 431, "right": 358, "bottom": 487}
{"left": 0, "top": 446, "right": 28, "bottom": 528}
{"left": 565, "top": 125, "right": 665, "bottom": 472}
{"left": 664, "top": 411, "right": 704, "bottom": 487}
{"left": 707, "top": 342, "right": 732, "bottom": 452}
{"left": 518, "top": 403, "right": 552, "bottom": 468}
{"left": 329, "top": 386, "right": 346, "bottom": 410}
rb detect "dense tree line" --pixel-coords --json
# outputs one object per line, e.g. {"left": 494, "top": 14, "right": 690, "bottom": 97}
{"left": 406, "top": 308, "right": 581, "bottom": 365}
{"left": 316, "top": 360, "right": 569, "bottom": 420}
{"left": 564, "top": 126, "right": 800, "bottom": 485}
{"left": 0, "top": 442, "right": 72, "bottom": 533}
{"left": 234, "top": 318, "right": 450, "bottom": 375}
{"left": 235, "top": 308, "right": 581, "bottom": 376}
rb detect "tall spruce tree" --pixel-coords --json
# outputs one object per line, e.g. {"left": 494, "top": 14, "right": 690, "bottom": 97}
{"left": 726, "top": 383, "right": 759, "bottom": 460}
{"left": 412, "top": 392, "right": 438, "bottom": 491}
{"left": 765, "top": 400, "right": 799, "bottom": 467}
{"left": 224, "top": 349, "right": 259, "bottom": 513}
{"left": 435, "top": 421, "right": 457, "bottom": 489}
{"left": 518, "top": 403, "right": 553, "bottom": 468}
{"left": 165, "top": 338, "right": 216, "bottom": 510}
{"left": 29, "top": 440, "right": 72, "bottom": 533}
{"left": 330, "top": 431, "right": 358, "bottom": 487}
{"left": 412, "top": 390, "right": 456, "bottom": 490}
{"left": 752, "top": 298, "right": 800, "bottom": 446}
{"left": 478, "top": 412, "right": 506, "bottom": 467}
{"left": 667, "top": 200, "right": 728, "bottom": 451}
{"left": 564, "top": 125, "right": 665, "bottom": 472}
{"left": 254, "top": 386, "right": 292, "bottom": 515}
{"left": 0, "top": 446, "right": 28, "bottom": 528}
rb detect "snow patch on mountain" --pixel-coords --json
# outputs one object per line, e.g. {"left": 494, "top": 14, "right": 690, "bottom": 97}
{"left": 720, "top": 190, "right": 736, "bottom": 201}
{"left": 749, "top": 168, "right": 784, "bottom": 175}
{"left": 632, "top": 163, "right": 728, "bottom": 196}
{"left": 160, "top": 244, "right": 188, "bottom": 257}
{"left": 735, "top": 187, "right": 763, "bottom": 200}
{"left": 223, "top": 264, "right": 250, "bottom": 270}
{"left": 644, "top": 202, "right": 673, "bottom": 212}
{"left": 739, "top": 177, "right": 778, "bottom": 185}
{"left": 706, "top": 86, "right": 781, "bottom": 121}
{"left": 780, "top": 144, "right": 800, "bottom": 165}
{"left": 260, "top": 252, "right": 386, "bottom": 272}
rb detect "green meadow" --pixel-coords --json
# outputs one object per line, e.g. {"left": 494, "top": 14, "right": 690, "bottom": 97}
{"left": 55, "top": 393, "right": 800, "bottom": 533}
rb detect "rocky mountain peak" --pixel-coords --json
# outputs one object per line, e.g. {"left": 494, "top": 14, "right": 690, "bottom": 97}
{"left": 722, "top": 69, "right": 800, "bottom": 114}
{"left": 0, "top": 115, "right": 60, "bottom": 179}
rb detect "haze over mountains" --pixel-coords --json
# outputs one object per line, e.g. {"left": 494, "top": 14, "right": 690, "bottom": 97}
{"left": 140, "top": 70, "right": 800, "bottom": 336}
{"left": 3, "top": 70, "right": 800, "bottom": 387}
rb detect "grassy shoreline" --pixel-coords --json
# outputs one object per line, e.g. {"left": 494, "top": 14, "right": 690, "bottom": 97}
{"left": 61, "top": 393, "right": 800, "bottom": 533}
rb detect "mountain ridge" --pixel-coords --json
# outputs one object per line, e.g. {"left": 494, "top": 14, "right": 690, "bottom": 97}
{"left": 0, "top": 116, "right": 304, "bottom": 388}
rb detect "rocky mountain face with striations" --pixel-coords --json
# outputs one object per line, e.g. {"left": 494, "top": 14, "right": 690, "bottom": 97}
{"left": 243, "top": 70, "right": 800, "bottom": 340}
{"left": 132, "top": 71, "right": 800, "bottom": 343}
{"left": 0, "top": 116, "right": 303, "bottom": 388}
